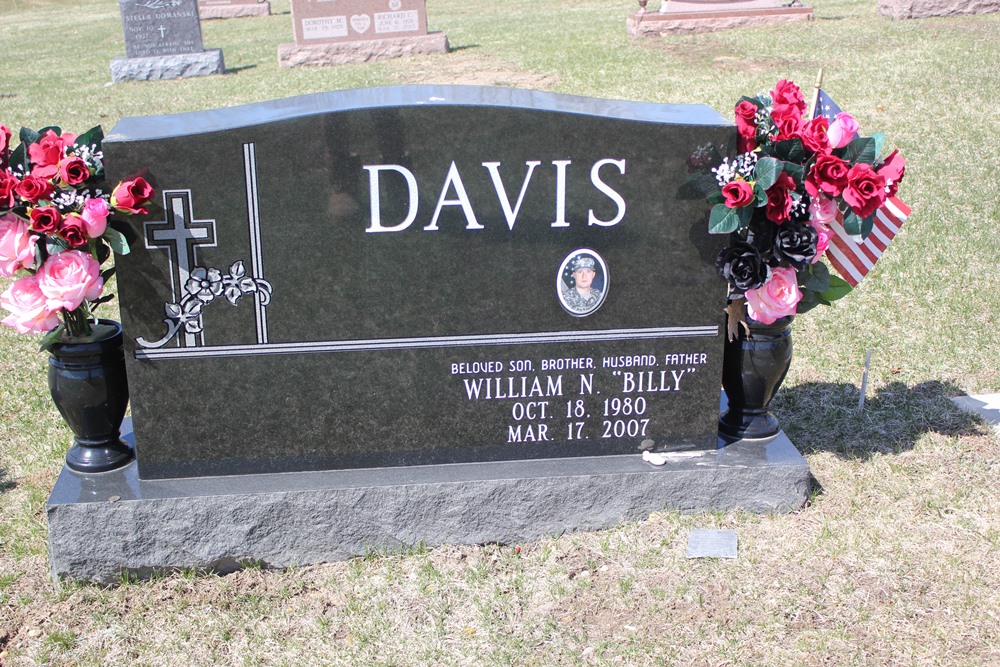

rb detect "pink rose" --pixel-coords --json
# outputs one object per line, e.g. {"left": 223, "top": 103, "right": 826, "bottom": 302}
{"left": 808, "top": 193, "right": 839, "bottom": 225}
{"left": 799, "top": 116, "right": 830, "bottom": 155}
{"left": 15, "top": 175, "right": 54, "bottom": 204}
{"left": 36, "top": 249, "right": 104, "bottom": 312}
{"left": 765, "top": 172, "right": 796, "bottom": 224}
{"left": 722, "top": 180, "right": 755, "bottom": 208}
{"left": 0, "top": 213, "right": 38, "bottom": 277}
{"left": 111, "top": 177, "right": 154, "bottom": 214}
{"left": 843, "top": 163, "right": 886, "bottom": 219}
{"left": 827, "top": 112, "right": 859, "bottom": 149}
{"left": 734, "top": 100, "right": 758, "bottom": 153}
{"left": 745, "top": 266, "right": 802, "bottom": 325}
{"left": 771, "top": 79, "right": 807, "bottom": 116}
{"left": 805, "top": 219, "right": 832, "bottom": 262}
{"left": 805, "top": 153, "right": 849, "bottom": 199}
{"left": 29, "top": 205, "right": 63, "bottom": 234}
{"left": 28, "top": 129, "right": 74, "bottom": 180}
{"left": 0, "top": 124, "right": 11, "bottom": 156}
{"left": 59, "top": 214, "right": 89, "bottom": 248}
{"left": 0, "top": 274, "right": 60, "bottom": 334}
{"left": 81, "top": 197, "right": 110, "bottom": 238}
{"left": 58, "top": 155, "right": 90, "bottom": 186}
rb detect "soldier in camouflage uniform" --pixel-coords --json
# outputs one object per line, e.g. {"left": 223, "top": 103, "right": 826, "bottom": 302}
{"left": 561, "top": 255, "right": 603, "bottom": 314}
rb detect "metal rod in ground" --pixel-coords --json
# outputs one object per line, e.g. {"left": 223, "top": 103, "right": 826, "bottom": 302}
{"left": 858, "top": 348, "right": 872, "bottom": 413}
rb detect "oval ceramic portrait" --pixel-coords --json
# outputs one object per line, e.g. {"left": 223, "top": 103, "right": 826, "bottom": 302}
{"left": 557, "top": 249, "right": 609, "bottom": 317}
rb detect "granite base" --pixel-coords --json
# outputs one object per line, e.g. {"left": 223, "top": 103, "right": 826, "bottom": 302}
{"left": 110, "top": 49, "right": 225, "bottom": 83}
{"left": 278, "top": 33, "right": 449, "bottom": 68}
{"left": 877, "top": 0, "right": 1000, "bottom": 19}
{"left": 47, "top": 420, "right": 810, "bottom": 584}
{"left": 627, "top": 1, "right": 813, "bottom": 36}
{"left": 199, "top": 2, "right": 271, "bottom": 20}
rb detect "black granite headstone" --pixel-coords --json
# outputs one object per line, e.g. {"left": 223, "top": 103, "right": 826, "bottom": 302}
{"left": 104, "top": 86, "right": 732, "bottom": 479}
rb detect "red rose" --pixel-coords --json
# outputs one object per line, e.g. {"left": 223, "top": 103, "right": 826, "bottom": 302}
{"left": 59, "top": 213, "right": 88, "bottom": 247}
{"left": 28, "top": 130, "right": 71, "bottom": 180}
{"left": 877, "top": 149, "right": 905, "bottom": 197}
{"left": 58, "top": 156, "right": 90, "bottom": 186}
{"left": 734, "top": 100, "right": 758, "bottom": 152}
{"left": 805, "top": 154, "right": 850, "bottom": 199}
{"left": 770, "top": 79, "right": 807, "bottom": 116}
{"left": 111, "top": 177, "right": 154, "bottom": 214}
{"left": 722, "top": 180, "right": 755, "bottom": 208}
{"left": 770, "top": 103, "right": 803, "bottom": 141}
{"left": 29, "top": 205, "right": 63, "bottom": 234}
{"left": 15, "top": 175, "right": 54, "bottom": 204}
{"left": 0, "top": 170, "right": 17, "bottom": 208}
{"left": 842, "top": 163, "right": 886, "bottom": 219}
{"left": 765, "top": 172, "right": 796, "bottom": 224}
{"left": 799, "top": 116, "right": 830, "bottom": 155}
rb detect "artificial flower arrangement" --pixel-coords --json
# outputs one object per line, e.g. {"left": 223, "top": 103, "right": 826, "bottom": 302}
{"left": 690, "top": 79, "right": 906, "bottom": 337}
{"left": 0, "top": 123, "right": 155, "bottom": 347}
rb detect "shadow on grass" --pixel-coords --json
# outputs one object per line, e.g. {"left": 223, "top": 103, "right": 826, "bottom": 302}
{"left": 0, "top": 468, "right": 14, "bottom": 495}
{"left": 224, "top": 64, "right": 258, "bottom": 75}
{"left": 775, "top": 380, "right": 983, "bottom": 460}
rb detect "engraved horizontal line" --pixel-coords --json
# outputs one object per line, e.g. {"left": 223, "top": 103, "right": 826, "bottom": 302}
{"left": 133, "top": 326, "right": 719, "bottom": 360}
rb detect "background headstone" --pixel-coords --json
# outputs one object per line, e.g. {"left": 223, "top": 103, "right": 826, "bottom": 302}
{"left": 279, "top": 0, "right": 447, "bottom": 67}
{"left": 628, "top": 0, "right": 813, "bottom": 37}
{"left": 111, "top": 0, "right": 224, "bottom": 82}
{"left": 199, "top": 0, "right": 271, "bottom": 20}
{"left": 877, "top": 0, "right": 1000, "bottom": 19}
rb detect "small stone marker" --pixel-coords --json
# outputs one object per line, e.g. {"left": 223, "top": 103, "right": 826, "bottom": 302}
{"left": 279, "top": 0, "right": 448, "bottom": 67}
{"left": 199, "top": 0, "right": 270, "bottom": 20}
{"left": 950, "top": 394, "right": 1000, "bottom": 438}
{"left": 111, "top": 0, "right": 225, "bottom": 83}
{"left": 628, "top": 0, "right": 813, "bottom": 37}
{"left": 686, "top": 529, "right": 738, "bottom": 559}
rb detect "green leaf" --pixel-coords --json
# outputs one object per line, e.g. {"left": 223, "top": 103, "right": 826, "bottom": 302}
{"left": 707, "top": 191, "right": 725, "bottom": 206}
{"left": 837, "top": 136, "right": 878, "bottom": 165}
{"left": 773, "top": 139, "right": 806, "bottom": 163}
{"left": 842, "top": 209, "right": 863, "bottom": 237}
{"left": 754, "top": 157, "right": 782, "bottom": 190}
{"left": 103, "top": 227, "right": 131, "bottom": 255}
{"left": 818, "top": 275, "right": 853, "bottom": 302}
{"left": 753, "top": 182, "right": 768, "bottom": 207}
{"left": 870, "top": 132, "right": 885, "bottom": 160}
{"left": 799, "top": 262, "right": 831, "bottom": 293}
{"left": 709, "top": 204, "right": 740, "bottom": 234}
{"left": 796, "top": 291, "right": 821, "bottom": 314}
{"left": 38, "top": 324, "right": 66, "bottom": 352}
{"left": 73, "top": 126, "right": 104, "bottom": 151}
{"left": 9, "top": 143, "right": 27, "bottom": 172}
{"left": 45, "top": 237, "right": 70, "bottom": 256}
{"left": 19, "top": 127, "right": 40, "bottom": 145}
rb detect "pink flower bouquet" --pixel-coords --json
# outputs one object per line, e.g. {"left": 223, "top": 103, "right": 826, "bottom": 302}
{"left": 0, "top": 123, "right": 154, "bottom": 345}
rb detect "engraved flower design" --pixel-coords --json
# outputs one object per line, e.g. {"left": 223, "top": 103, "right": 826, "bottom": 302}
{"left": 222, "top": 261, "right": 259, "bottom": 305}
{"left": 186, "top": 267, "right": 223, "bottom": 303}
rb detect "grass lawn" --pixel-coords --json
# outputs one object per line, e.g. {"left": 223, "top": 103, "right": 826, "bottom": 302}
{"left": 1, "top": 0, "right": 999, "bottom": 664}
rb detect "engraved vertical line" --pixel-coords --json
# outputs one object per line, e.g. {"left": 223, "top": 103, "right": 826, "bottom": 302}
{"left": 244, "top": 143, "right": 268, "bottom": 344}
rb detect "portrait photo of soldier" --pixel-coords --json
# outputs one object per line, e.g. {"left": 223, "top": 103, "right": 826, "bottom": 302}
{"left": 557, "top": 250, "right": 609, "bottom": 317}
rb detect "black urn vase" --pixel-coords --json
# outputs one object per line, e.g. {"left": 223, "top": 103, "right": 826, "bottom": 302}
{"left": 719, "top": 314, "right": 793, "bottom": 441}
{"left": 47, "top": 320, "right": 133, "bottom": 473}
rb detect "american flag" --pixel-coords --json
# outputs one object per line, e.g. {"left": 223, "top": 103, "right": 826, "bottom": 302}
{"left": 813, "top": 89, "right": 910, "bottom": 286}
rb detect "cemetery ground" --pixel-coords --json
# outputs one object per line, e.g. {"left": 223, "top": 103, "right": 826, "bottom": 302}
{"left": 0, "top": 0, "right": 998, "bottom": 664}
